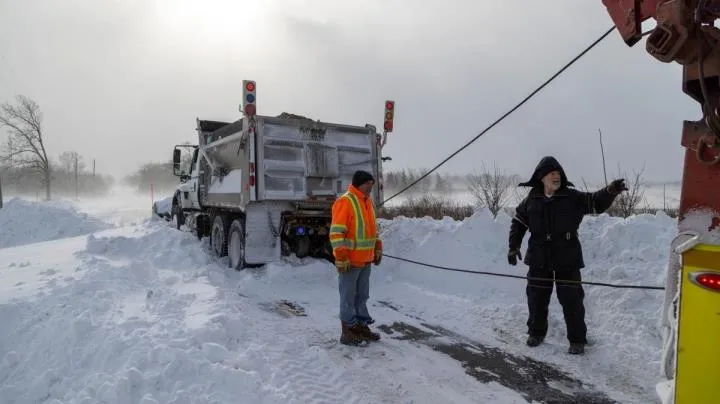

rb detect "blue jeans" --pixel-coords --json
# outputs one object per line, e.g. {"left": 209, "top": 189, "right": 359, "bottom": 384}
{"left": 338, "top": 264, "right": 372, "bottom": 326}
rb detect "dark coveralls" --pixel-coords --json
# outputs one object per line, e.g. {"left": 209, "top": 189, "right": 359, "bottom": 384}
{"left": 508, "top": 157, "right": 619, "bottom": 345}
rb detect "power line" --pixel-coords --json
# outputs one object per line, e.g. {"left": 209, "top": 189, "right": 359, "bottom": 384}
{"left": 383, "top": 253, "right": 665, "bottom": 290}
{"left": 379, "top": 26, "right": 617, "bottom": 207}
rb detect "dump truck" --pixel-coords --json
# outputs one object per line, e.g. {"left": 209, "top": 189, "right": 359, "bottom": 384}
{"left": 169, "top": 81, "right": 393, "bottom": 269}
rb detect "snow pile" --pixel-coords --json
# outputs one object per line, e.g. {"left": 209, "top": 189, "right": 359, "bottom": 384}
{"left": 0, "top": 197, "right": 113, "bottom": 249}
{"left": 0, "top": 223, "right": 268, "bottom": 404}
{"left": 0, "top": 221, "right": 530, "bottom": 403}
{"left": 153, "top": 196, "right": 172, "bottom": 218}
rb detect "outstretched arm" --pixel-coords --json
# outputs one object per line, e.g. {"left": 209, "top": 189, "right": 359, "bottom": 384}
{"left": 578, "top": 179, "right": 627, "bottom": 215}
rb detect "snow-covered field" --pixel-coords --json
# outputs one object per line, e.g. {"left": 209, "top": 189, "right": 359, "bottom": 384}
{"left": 0, "top": 188, "right": 677, "bottom": 403}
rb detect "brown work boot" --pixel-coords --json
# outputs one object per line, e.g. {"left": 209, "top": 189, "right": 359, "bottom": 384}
{"left": 340, "top": 322, "right": 365, "bottom": 346}
{"left": 353, "top": 323, "right": 380, "bottom": 341}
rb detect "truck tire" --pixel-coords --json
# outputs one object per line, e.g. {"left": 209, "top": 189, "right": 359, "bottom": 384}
{"left": 228, "top": 219, "right": 246, "bottom": 270}
{"left": 196, "top": 215, "right": 210, "bottom": 240}
{"left": 172, "top": 202, "right": 184, "bottom": 230}
{"left": 210, "top": 214, "right": 230, "bottom": 257}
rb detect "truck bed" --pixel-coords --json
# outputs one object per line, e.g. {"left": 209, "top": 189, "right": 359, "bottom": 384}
{"left": 199, "top": 115, "right": 381, "bottom": 209}
{"left": 257, "top": 116, "right": 379, "bottom": 202}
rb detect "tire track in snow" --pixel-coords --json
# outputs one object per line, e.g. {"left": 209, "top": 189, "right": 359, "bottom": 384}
{"left": 268, "top": 349, "right": 362, "bottom": 404}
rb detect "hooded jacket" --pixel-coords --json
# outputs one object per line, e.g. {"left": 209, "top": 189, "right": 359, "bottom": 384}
{"left": 518, "top": 156, "right": 574, "bottom": 189}
{"left": 509, "top": 156, "right": 618, "bottom": 268}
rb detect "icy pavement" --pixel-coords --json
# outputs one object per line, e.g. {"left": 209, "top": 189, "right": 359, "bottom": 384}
{"left": 0, "top": 191, "right": 675, "bottom": 403}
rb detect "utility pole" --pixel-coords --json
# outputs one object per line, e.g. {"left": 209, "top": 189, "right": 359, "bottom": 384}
{"left": 0, "top": 175, "right": 4, "bottom": 209}
{"left": 93, "top": 159, "right": 96, "bottom": 178}
{"left": 74, "top": 153, "right": 79, "bottom": 200}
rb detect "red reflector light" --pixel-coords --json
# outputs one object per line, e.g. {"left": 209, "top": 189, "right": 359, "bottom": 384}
{"left": 690, "top": 272, "right": 720, "bottom": 292}
{"left": 248, "top": 175, "right": 255, "bottom": 186}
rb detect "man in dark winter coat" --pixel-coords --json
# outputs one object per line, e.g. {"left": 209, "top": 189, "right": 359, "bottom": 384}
{"left": 508, "top": 156, "right": 627, "bottom": 355}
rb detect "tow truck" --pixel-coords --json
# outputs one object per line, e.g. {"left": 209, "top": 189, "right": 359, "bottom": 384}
{"left": 602, "top": 1, "right": 720, "bottom": 402}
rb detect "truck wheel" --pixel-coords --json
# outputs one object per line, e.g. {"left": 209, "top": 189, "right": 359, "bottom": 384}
{"left": 196, "top": 215, "right": 209, "bottom": 240}
{"left": 210, "top": 214, "right": 230, "bottom": 257}
{"left": 172, "top": 202, "right": 185, "bottom": 230}
{"left": 228, "top": 219, "right": 246, "bottom": 270}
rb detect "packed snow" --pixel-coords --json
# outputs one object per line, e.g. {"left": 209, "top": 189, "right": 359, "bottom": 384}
{"left": 0, "top": 190, "right": 679, "bottom": 403}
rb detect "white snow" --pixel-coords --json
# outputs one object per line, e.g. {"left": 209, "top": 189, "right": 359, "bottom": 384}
{"left": 153, "top": 196, "right": 172, "bottom": 218}
{"left": 0, "top": 197, "right": 113, "bottom": 249}
{"left": 0, "top": 188, "right": 683, "bottom": 403}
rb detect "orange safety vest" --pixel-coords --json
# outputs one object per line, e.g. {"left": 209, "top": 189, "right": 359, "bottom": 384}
{"left": 329, "top": 185, "right": 381, "bottom": 268}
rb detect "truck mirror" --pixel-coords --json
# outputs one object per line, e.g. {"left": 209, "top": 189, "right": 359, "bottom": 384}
{"left": 173, "top": 148, "right": 182, "bottom": 176}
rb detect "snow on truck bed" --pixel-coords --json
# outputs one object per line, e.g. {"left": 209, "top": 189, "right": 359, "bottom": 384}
{"left": 0, "top": 193, "right": 675, "bottom": 403}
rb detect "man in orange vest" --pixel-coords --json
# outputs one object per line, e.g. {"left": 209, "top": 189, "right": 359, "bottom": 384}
{"left": 330, "top": 170, "right": 383, "bottom": 345}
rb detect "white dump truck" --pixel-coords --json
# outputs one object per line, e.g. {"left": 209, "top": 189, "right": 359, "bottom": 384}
{"left": 170, "top": 81, "right": 394, "bottom": 269}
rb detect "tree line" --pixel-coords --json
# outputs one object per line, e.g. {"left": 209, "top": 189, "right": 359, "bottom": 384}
{"left": 0, "top": 93, "right": 659, "bottom": 218}
{"left": 0, "top": 95, "right": 114, "bottom": 199}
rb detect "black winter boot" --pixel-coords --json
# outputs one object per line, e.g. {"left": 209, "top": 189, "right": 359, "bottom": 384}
{"left": 568, "top": 343, "right": 585, "bottom": 355}
{"left": 526, "top": 335, "right": 544, "bottom": 347}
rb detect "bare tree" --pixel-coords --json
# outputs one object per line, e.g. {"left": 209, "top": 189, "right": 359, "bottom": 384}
{"left": 58, "top": 151, "right": 85, "bottom": 174}
{"left": 0, "top": 95, "right": 52, "bottom": 200}
{"left": 608, "top": 166, "right": 646, "bottom": 218}
{"left": 467, "top": 161, "right": 517, "bottom": 217}
{"left": 598, "top": 128, "right": 608, "bottom": 186}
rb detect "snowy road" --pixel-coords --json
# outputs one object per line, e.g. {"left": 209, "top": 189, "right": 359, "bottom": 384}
{"left": 0, "top": 192, "right": 673, "bottom": 403}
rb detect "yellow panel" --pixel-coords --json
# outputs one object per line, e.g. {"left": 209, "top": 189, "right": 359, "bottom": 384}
{"left": 675, "top": 244, "right": 720, "bottom": 403}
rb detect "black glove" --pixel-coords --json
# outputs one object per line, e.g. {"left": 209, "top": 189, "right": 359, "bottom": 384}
{"left": 508, "top": 248, "right": 522, "bottom": 266}
{"left": 607, "top": 179, "right": 628, "bottom": 195}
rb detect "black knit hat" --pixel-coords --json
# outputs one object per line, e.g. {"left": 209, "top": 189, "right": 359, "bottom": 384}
{"left": 352, "top": 170, "right": 375, "bottom": 187}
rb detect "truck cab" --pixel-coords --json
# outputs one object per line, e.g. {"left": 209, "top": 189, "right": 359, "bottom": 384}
{"left": 170, "top": 145, "right": 202, "bottom": 229}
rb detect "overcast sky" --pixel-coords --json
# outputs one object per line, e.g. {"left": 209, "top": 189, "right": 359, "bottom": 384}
{"left": 0, "top": 0, "right": 700, "bottom": 184}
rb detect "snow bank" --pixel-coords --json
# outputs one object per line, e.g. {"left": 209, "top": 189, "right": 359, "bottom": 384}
{"left": 0, "top": 223, "right": 267, "bottom": 404}
{"left": 0, "top": 194, "right": 684, "bottom": 403}
{"left": 1, "top": 221, "right": 531, "bottom": 404}
{"left": 0, "top": 197, "right": 113, "bottom": 249}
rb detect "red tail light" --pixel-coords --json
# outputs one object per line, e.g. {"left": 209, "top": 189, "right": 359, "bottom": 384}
{"left": 689, "top": 272, "right": 720, "bottom": 292}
